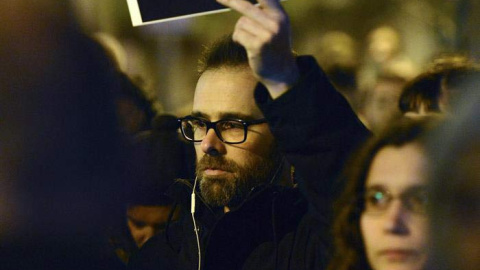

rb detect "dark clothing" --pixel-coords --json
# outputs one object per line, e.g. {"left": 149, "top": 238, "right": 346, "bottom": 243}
{"left": 128, "top": 56, "right": 370, "bottom": 270}
{"left": 2, "top": 237, "right": 126, "bottom": 270}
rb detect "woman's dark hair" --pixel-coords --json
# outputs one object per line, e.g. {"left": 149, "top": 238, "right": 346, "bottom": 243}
{"left": 328, "top": 117, "right": 439, "bottom": 270}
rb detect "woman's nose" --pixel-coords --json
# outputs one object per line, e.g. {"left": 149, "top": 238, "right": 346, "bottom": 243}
{"left": 383, "top": 199, "right": 410, "bottom": 235}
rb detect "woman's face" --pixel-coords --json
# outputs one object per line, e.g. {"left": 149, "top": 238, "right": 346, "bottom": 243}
{"left": 360, "top": 143, "right": 429, "bottom": 270}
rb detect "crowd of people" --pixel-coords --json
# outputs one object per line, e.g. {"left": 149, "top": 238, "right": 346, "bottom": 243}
{"left": 1, "top": 1, "right": 479, "bottom": 270}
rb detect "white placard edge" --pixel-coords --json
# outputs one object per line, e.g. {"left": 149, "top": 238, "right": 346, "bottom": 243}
{"left": 126, "top": 0, "right": 287, "bottom": 27}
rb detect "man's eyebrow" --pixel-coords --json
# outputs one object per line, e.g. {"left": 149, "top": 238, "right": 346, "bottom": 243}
{"left": 218, "top": 112, "right": 257, "bottom": 121}
{"left": 127, "top": 215, "right": 144, "bottom": 224}
{"left": 190, "top": 111, "right": 258, "bottom": 121}
{"left": 191, "top": 111, "right": 210, "bottom": 119}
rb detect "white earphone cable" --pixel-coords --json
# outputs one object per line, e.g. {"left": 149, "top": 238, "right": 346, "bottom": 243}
{"left": 191, "top": 176, "right": 201, "bottom": 270}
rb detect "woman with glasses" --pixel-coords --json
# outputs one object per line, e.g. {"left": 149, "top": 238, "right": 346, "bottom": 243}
{"left": 327, "top": 118, "right": 438, "bottom": 270}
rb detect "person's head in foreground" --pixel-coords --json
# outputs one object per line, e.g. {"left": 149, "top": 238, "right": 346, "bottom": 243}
{"left": 178, "top": 36, "right": 284, "bottom": 211}
{"left": 427, "top": 87, "right": 480, "bottom": 270}
{"left": 329, "top": 118, "right": 440, "bottom": 270}
{"left": 0, "top": 3, "right": 129, "bottom": 268}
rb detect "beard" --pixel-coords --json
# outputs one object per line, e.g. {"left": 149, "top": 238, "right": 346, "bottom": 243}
{"left": 196, "top": 149, "right": 282, "bottom": 208}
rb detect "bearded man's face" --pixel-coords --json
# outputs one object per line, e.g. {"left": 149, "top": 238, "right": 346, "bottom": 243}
{"left": 192, "top": 67, "right": 279, "bottom": 208}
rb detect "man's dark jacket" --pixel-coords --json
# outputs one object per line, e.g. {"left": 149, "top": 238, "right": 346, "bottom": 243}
{"left": 127, "top": 56, "right": 370, "bottom": 270}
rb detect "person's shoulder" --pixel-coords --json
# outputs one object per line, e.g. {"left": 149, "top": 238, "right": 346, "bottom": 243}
{"left": 271, "top": 186, "right": 309, "bottom": 227}
{"left": 127, "top": 232, "right": 180, "bottom": 270}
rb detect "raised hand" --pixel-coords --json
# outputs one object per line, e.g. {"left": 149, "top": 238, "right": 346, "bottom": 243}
{"left": 217, "top": 0, "right": 299, "bottom": 99}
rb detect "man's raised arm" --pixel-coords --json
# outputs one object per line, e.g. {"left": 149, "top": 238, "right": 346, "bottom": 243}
{"left": 217, "top": 0, "right": 299, "bottom": 99}
{"left": 217, "top": 0, "right": 370, "bottom": 213}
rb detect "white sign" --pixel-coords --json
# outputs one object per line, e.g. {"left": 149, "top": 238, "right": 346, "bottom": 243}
{"left": 126, "top": 0, "right": 287, "bottom": 27}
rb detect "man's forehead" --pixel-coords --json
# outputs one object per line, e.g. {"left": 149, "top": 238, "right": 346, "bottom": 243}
{"left": 191, "top": 111, "right": 258, "bottom": 121}
{"left": 192, "top": 101, "right": 264, "bottom": 121}
{"left": 192, "top": 68, "right": 264, "bottom": 120}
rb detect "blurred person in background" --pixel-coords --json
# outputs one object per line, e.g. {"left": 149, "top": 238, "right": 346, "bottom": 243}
{"left": 328, "top": 119, "right": 439, "bottom": 270}
{"left": 94, "top": 34, "right": 159, "bottom": 136}
{"left": 110, "top": 115, "right": 195, "bottom": 265}
{"left": 427, "top": 82, "right": 480, "bottom": 270}
{"left": 358, "top": 25, "right": 419, "bottom": 133}
{"left": 115, "top": 73, "right": 157, "bottom": 135}
{"left": 0, "top": 1, "right": 131, "bottom": 269}
{"left": 399, "top": 54, "right": 480, "bottom": 118}
{"left": 362, "top": 72, "right": 409, "bottom": 134}
{"left": 359, "top": 25, "right": 418, "bottom": 91}
{"left": 300, "top": 31, "right": 363, "bottom": 115}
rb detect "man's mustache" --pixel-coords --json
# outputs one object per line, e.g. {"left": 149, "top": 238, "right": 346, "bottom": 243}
{"left": 196, "top": 156, "right": 239, "bottom": 173}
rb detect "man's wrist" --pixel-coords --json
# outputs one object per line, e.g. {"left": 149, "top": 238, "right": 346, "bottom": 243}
{"left": 263, "top": 64, "right": 300, "bottom": 99}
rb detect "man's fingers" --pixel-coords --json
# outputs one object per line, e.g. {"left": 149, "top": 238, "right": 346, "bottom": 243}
{"left": 216, "top": 0, "right": 278, "bottom": 31}
{"left": 235, "top": 16, "right": 272, "bottom": 43}
{"left": 232, "top": 28, "right": 261, "bottom": 54}
{"left": 217, "top": 0, "right": 263, "bottom": 17}
{"left": 257, "top": 0, "right": 283, "bottom": 10}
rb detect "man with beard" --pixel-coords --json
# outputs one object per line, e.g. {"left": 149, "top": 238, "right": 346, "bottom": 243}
{"left": 128, "top": 0, "right": 369, "bottom": 269}
{"left": 190, "top": 63, "right": 284, "bottom": 210}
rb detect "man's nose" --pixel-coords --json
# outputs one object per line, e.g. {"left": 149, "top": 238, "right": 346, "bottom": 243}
{"left": 200, "top": 129, "right": 226, "bottom": 156}
{"left": 383, "top": 200, "right": 409, "bottom": 235}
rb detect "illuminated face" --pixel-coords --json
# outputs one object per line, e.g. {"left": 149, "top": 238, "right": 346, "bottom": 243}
{"left": 365, "top": 78, "right": 405, "bottom": 133}
{"left": 368, "top": 26, "right": 400, "bottom": 63}
{"left": 361, "top": 143, "right": 429, "bottom": 270}
{"left": 192, "top": 67, "right": 279, "bottom": 208}
{"left": 127, "top": 205, "right": 177, "bottom": 248}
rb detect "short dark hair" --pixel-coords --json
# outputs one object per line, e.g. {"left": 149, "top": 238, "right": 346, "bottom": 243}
{"left": 328, "top": 118, "right": 439, "bottom": 270}
{"left": 399, "top": 73, "right": 442, "bottom": 113}
{"left": 197, "top": 34, "right": 249, "bottom": 75}
{"left": 399, "top": 56, "right": 480, "bottom": 114}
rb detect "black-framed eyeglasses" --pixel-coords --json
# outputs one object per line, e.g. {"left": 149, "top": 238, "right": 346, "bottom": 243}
{"left": 362, "top": 186, "right": 428, "bottom": 215}
{"left": 178, "top": 116, "right": 267, "bottom": 144}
